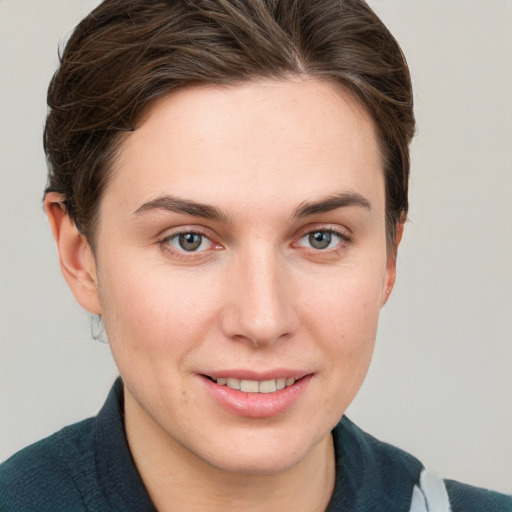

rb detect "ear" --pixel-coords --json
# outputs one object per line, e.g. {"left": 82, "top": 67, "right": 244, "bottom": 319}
{"left": 380, "top": 222, "right": 404, "bottom": 307}
{"left": 45, "top": 192, "right": 101, "bottom": 315}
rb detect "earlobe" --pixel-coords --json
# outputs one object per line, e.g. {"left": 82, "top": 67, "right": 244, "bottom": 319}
{"left": 381, "top": 222, "right": 404, "bottom": 307}
{"left": 45, "top": 192, "right": 101, "bottom": 315}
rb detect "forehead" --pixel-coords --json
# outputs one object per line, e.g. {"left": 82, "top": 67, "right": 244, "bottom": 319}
{"left": 106, "top": 79, "right": 384, "bottom": 218}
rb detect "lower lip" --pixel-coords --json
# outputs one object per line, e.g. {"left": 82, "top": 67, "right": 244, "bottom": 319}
{"left": 200, "top": 375, "right": 313, "bottom": 418}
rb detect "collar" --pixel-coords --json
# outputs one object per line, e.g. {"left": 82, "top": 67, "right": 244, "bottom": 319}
{"left": 327, "top": 416, "right": 423, "bottom": 511}
{"left": 93, "top": 379, "right": 422, "bottom": 511}
{"left": 94, "top": 378, "right": 157, "bottom": 511}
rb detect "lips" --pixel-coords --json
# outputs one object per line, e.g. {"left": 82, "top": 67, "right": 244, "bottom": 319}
{"left": 200, "top": 372, "right": 313, "bottom": 418}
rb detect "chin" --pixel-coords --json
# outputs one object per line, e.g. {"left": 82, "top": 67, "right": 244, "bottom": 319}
{"left": 191, "top": 424, "right": 328, "bottom": 475}
{"left": 203, "top": 447, "right": 307, "bottom": 475}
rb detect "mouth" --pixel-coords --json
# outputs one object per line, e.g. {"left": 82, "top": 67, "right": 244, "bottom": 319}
{"left": 204, "top": 376, "right": 300, "bottom": 394}
{"left": 201, "top": 372, "right": 313, "bottom": 417}
{"left": 199, "top": 370, "right": 313, "bottom": 417}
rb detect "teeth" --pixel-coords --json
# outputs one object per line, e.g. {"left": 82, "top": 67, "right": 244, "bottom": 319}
{"left": 226, "top": 378, "right": 240, "bottom": 390}
{"left": 215, "top": 377, "right": 297, "bottom": 393}
{"left": 258, "top": 379, "right": 277, "bottom": 393}
{"left": 240, "top": 380, "right": 259, "bottom": 392}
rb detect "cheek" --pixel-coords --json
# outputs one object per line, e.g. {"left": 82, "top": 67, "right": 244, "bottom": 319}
{"left": 97, "top": 262, "right": 221, "bottom": 370}
{"left": 301, "top": 264, "right": 384, "bottom": 386}
{"left": 303, "top": 262, "right": 384, "bottom": 336}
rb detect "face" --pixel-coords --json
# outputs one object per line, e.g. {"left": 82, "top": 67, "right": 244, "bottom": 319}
{"left": 89, "top": 79, "right": 396, "bottom": 474}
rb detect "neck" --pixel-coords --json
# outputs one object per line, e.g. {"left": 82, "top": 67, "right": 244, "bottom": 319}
{"left": 124, "top": 388, "right": 335, "bottom": 512}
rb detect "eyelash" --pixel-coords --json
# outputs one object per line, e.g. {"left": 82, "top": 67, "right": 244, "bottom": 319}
{"left": 159, "top": 229, "right": 219, "bottom": 259}
{"left": 295, "top": 228, "right": 352, "bottom": 253}
{"left": 158, "top": 226, "right": 352, "bottom": 259}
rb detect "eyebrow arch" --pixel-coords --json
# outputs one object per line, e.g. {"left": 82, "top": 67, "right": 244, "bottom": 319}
{"left": 292, "top": 192, "right": 372, "bottom": 219}
{"left": 133, "top": 195, "right": 229, "bottom": 222}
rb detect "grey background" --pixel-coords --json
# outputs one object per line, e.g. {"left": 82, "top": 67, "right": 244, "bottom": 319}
{"left": 1, "top": 0, "right": 511, "bottom": 493}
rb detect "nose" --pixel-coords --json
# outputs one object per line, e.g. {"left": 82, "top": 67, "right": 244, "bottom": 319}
{"left": 220, "top": 248, "right": 298, "bottom": 347}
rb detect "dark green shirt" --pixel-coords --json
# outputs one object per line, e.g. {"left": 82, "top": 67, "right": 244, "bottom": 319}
{"left": 1, "top": 379, "right": 510, "bottom": 511}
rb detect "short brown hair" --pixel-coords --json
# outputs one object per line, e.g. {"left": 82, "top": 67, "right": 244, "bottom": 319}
{"left": 44, "top": 0, "right": 414, "bottom": 249}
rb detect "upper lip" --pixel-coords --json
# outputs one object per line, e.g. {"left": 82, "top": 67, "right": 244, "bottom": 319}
{"left": 202, "top": 369, "right": 311, "bottom": 381}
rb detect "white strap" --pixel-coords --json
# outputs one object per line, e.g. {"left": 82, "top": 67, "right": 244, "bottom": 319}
{"left": 410, "top": 484, "right": 428, "bottom": 512}
{"left": 409, "top": 469, "right": 451, "bottom": 512}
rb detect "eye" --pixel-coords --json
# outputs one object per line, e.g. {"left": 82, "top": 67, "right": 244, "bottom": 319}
{"left": 298, "top": 230, "right": 345, "bottom": 250}
{"left": 166, "top": 232, "right": 212, "bottom": 252}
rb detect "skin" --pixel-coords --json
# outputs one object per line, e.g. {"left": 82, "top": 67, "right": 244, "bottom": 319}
{"left": 46, "top": 78, "right": 401, "bottom": 511}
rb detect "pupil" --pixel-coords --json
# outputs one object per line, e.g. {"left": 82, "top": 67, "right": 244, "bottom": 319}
{"left": 309, "top": 231, "right": 331, "bottom": 249}
{"left": 179, "top": 233, "right": 202, "bottom": 251}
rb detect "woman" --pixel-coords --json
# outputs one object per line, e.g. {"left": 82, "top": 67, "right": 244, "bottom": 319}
{"left": 1, "top": 0, "right": 510, "bottom": 510}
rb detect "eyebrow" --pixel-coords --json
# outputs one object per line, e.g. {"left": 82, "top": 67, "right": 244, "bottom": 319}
{"left": 133, "top": 191, "right": 372, "bottom": 223}
{"left": 133, "top": 195, "right": 229, "bottom": 222}
{"left": 292, "top": 192, "right": 372, "bottom": 219}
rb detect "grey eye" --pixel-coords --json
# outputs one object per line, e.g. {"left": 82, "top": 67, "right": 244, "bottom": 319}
{"left": 176, "top": 233, "right": 204, "bottom": 251}
{"left": 163, "top": 230, "right": 217, "bottom": 255}
{"left": 308, "top": 231, "right": 333, "bottom": 250}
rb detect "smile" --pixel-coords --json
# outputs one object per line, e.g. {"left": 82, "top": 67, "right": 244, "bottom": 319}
{"left": 201, "top": 373, "right": 313, "bottom": 418}
{"left": 213, "top": 377, "right": 297, "bottom": 393}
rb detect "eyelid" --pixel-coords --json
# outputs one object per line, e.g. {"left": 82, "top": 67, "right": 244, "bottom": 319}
{"left": 158, "top": 225, "right": 223, "bottom": 258}
{"left": 291, "top": 224, "right": 353, "bottom": 252}
{"left": 158, "top": 223, "right": 219, "bottom": 240}
{"left": 293, "top": 223, "right": 352, "bottom": 241}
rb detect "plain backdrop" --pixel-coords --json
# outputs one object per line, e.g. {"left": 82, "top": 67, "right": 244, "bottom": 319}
{"left": 1, "top": 0, "right": 511, "bottom": 494}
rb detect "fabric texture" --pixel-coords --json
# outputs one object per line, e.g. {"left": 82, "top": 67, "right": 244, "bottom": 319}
{"left": 1, "top": 379, "right": 510, "bottom": 512}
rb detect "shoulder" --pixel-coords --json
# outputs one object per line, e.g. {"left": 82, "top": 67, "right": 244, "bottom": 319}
{"left": 445, "top": 479, "right": 512, "bottom": 512}
{"left": 409, "top": 470, "right": 511, "bottom": 512}
{"left": 332, "top": 418, "right": 512, "bottom": 512}
{"left": 0, "top": 418, "right": 96, "bottom": 512}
